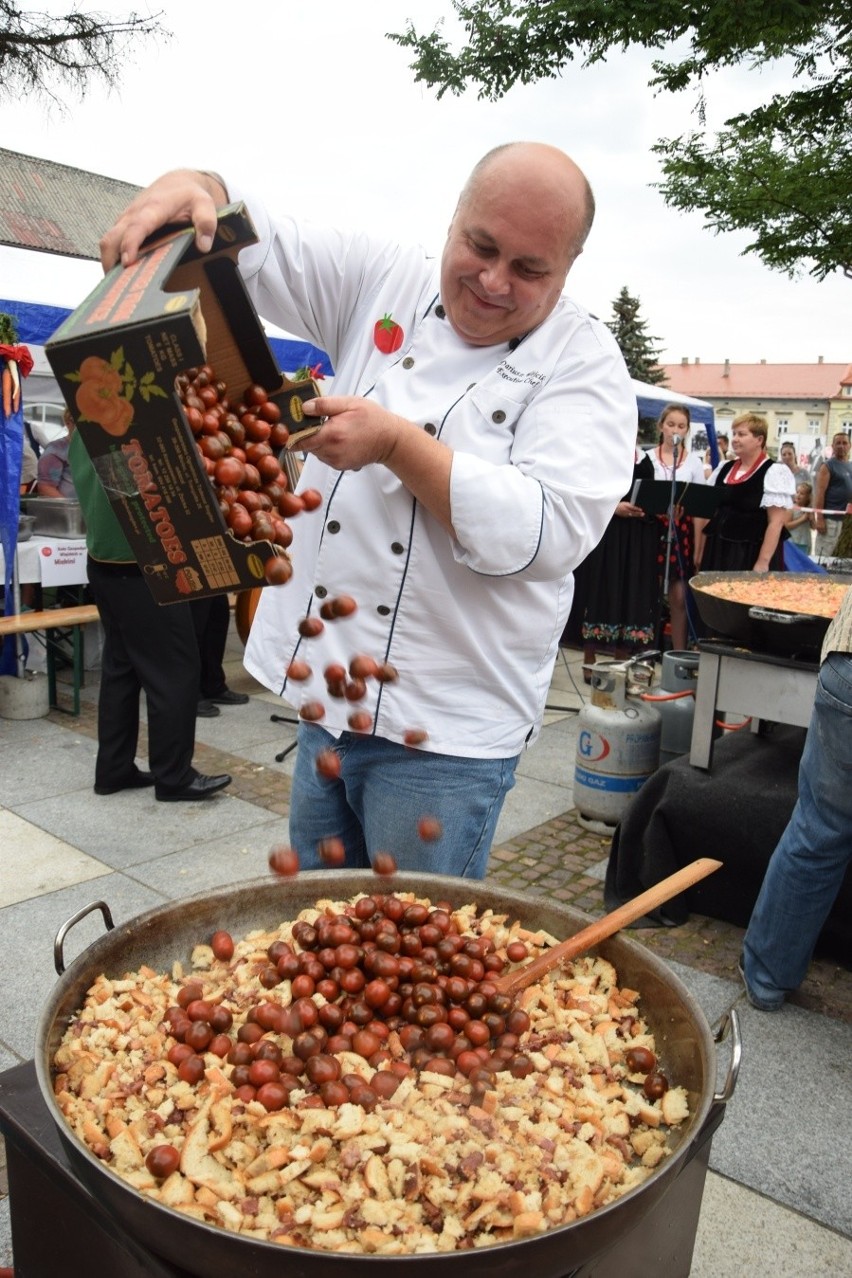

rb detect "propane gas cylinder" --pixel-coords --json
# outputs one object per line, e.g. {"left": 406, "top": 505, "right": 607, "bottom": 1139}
{"left": 574, "top": 659, "right": 661, "bottom": 835}
{"left": 655, "top": 650, "right": 699, "bottom": 764}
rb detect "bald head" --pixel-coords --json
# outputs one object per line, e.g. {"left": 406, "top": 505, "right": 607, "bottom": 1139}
{"left": 458, "top": 143, "right": 595, "bottom": 262}
{"left": 440, "top": 142, "right": 595, "bottom": 347}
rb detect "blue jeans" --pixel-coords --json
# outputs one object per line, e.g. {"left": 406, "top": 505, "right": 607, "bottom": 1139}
{"left": 288, "top": 724, "right": 519, "bottom": 879}
{"left": 743, "top": 652, "right": 852, "bottom": 1008}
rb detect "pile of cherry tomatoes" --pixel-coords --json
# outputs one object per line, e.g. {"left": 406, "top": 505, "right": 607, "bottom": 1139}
{"left": 177, "top": 364, "right": 322, "bottom": 583}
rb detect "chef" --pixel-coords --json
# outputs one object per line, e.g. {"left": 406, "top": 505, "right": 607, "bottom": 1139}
{"left": 100, "top": 142, "right": 636, "bottom": 877}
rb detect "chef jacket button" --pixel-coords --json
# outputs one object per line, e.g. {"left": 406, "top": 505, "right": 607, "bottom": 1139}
{"left": 315, "top": 586, "right": 328, "bottom": 599}
{"left": 424, "top": 422, "right": 437, "bottom": 436}
{"left": 377, "top": 605, "right": 391, "bottom": 616}
{"left": 391, "top": 542, "right": 405, "bottom": 555}
{"left": 492, "top": 410, "right": 506, "bottom": 424}
{"left": 402, "top": 356, "right": 415, "bottom": 370}
{"left": 435, "top": 304, "right": 446, "bottom": 319}
{"left": 327, "top": 520, "right": 340, "bottom": 534}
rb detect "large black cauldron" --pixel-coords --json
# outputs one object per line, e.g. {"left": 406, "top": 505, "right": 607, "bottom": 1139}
{"left": 36, "top": 872, "right": 738, "bottom": 1278}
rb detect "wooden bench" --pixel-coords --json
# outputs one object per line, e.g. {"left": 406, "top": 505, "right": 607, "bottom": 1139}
{"left": 0, "top": 604, "right": 100, "bottom": 715}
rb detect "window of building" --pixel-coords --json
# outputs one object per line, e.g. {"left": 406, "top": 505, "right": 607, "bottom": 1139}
{"left": 807, "top": 417, "right": 823, "bottom": 433}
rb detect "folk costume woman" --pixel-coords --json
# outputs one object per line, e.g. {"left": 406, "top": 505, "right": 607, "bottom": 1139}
{"left": 699, "top": 413, "right": 795, "bottom": 573}
{"left": 650, "top": 405, "right": 706, "bottom": 649}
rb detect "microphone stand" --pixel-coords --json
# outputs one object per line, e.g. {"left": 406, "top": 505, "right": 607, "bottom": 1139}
{"left": 660, "top": 436, "right": 681, "bottom": 652}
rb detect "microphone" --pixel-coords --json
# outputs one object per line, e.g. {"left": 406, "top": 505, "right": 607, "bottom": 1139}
{"left": 508, "top": 336, "right": 521, "bottom": 351}
{"left": 672, "top": 435, "right": 682, "bottom": 446}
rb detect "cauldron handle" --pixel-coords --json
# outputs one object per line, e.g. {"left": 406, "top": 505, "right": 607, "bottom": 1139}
{"left": 712, "top": 1007, "right": 742, "bottom": 1104}
{"left": 53, "top": 901, "right": 115, "bottom": 975}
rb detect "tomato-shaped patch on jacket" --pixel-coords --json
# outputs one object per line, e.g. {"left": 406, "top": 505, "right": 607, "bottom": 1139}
{"left": 373, "top": 313, "right": 404, "bottom": 354}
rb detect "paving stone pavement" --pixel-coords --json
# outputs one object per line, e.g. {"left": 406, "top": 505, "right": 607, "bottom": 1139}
{"left": 44, "top": 693, "right": 852, "bottom": 1028}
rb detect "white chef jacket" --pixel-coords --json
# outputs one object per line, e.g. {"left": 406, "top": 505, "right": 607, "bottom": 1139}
{"left": 234, "top": 185, "right": 636, "bottom": 757}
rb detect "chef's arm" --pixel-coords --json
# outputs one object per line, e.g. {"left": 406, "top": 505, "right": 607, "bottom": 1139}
{"left": 753, "top": 506, "right": 789, "bottom": 572}
{"left": 813, "top": 463, "right": 829, "bottom": 535}
{"left": 99, "top": 169, "right": 227, "bottom": 270}
{"left": 383, "top": 423, "right": 454, "bottom": 534}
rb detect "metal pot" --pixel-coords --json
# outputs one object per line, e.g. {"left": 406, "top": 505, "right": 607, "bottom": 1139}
{"left": 691, "top": 570, "right": 847, "bottom": 657}
{"left": 36, "top": 872, "right": 739, "bottom": 1277}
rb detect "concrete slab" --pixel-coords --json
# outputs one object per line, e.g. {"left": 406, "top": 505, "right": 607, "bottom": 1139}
{"left": 0, "top": 809, "right": 110, "bottom": 908}
{"left": 0, "top": 873, "right": 171, "bottom": 1062}
{"left": 192, "top": 696, "right": 298, "bottom": 754}
{"left": 127, "top": 818, "right": 285, "bottom": 897}
{"left": 0, "top": 732, "right": 97, "bottom": 806}
{"left": 663, "top": 959, "right": 852, "bottom": 1238}
{"left": 691, "top": 1171, "right": 852, "bottom": 1276}
{"left": 9, "top": 790, "right": 280, "bottom": 869}
{"left": 709, "top": 997, "right": 852, "bottom": 1235}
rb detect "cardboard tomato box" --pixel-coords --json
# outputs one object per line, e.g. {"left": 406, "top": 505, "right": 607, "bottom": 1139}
{"left": 45, "top": 203, "right": 317, "bottom": 604}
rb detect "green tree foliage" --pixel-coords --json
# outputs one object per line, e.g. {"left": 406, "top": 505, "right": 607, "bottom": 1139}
{"left": 0, "top": 312, "right": 19, "bottom": 344}
{"left": 606, "top": 288, "right": 666, "bottom": 385}
{"left": 0, "top": 2, "right": 168, "bottom": 105}
{"left": 389, "top": 2, "right": 852, "bottom": 280}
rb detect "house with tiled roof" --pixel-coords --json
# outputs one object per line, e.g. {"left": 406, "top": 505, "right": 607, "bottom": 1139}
{"left": 662, "top": 358, "right": 852, "bottom": 468}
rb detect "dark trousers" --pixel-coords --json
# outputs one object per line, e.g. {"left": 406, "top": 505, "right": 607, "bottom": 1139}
{"left": 190, "top": 593, "right": 230, "bottom": 698}
{"left": 87, "top": 559, "right": 199, "bottom": 790}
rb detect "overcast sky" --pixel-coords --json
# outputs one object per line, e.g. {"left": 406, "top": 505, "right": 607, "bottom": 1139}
{"left": 2, "top": 0, "right": 849, "bottom": 367}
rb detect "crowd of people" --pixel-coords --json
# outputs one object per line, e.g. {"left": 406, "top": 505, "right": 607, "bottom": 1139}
{"left": 569, "top": 406, "right": 843, "bottom": 663}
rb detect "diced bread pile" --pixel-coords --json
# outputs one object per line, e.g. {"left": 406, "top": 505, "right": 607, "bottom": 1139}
{"left": 53, "top": 895, "right": 690, "bottom": 1255}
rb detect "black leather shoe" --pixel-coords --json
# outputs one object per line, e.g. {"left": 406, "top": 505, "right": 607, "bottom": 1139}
{"left": 207, "top": 688, "right": 250, "bottom": 706}
{"left": 94, "top": 770, "right": 155, "bottom": 796}
{"left": 197, "top": 699, "right": 221, "bottom": 717}
{"left": 155, "top": 773, "right": 232, "bottom": 802}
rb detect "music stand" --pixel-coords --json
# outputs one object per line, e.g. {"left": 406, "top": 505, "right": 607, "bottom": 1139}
{"left": 630, "top": 478, "right": 720, "bottom": 651}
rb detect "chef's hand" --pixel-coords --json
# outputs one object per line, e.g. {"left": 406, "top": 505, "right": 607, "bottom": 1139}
{"left": 299, "top": 396, "right": 455, "bottom": 535}
{"left": 99, "top": 170, "right": 227, "bottom": 271}
{"left": 298, "top": 397, "right": 405, "bottom": 470}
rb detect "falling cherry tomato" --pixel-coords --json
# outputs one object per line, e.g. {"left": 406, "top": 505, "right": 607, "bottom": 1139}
{"left": 269, "top": 845, "right": 299, "bottom": 877}
{"left": 417, "top": 816, "right": 443, "bottom": 842}
{"left": 316, "top": 749, "right": 342, "bottom": 779}
{"left": 372, "top": 852, "right": 398, "bottom": 876}
{"left": 264, "top": 556, "right": 292, "bottom": 586}
{"left": 318, "top": 837, "right": 346, "bottom": 866}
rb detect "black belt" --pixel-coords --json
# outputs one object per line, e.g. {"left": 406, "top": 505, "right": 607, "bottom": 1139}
{"left": 86, "top": 556, "right": 142, "bottom": 578}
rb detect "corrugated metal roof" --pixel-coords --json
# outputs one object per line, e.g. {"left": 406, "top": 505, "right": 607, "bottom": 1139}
{"left": 662, "top": 362, "right": 852, "bottom": 400}
{"left": 0, "top": 148, "right": 140, "bottom": 260}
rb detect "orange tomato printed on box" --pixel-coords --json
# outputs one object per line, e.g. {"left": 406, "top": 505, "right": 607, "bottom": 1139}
{"left": 67, "top": 349, "right": 167, "bottom": 437}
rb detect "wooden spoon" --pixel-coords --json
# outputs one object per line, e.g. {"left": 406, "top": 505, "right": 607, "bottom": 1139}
{"left": 494, "top": 858, "right": 723, "bottom": 997}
